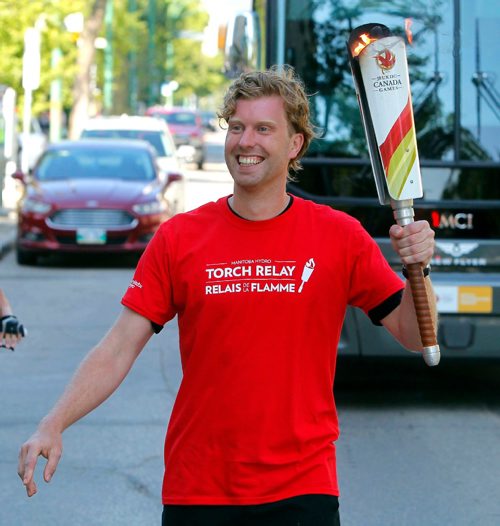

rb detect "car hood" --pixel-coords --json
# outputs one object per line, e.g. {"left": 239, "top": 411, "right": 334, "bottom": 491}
{"left": 29, "top": 179, "right": 159, "bottom": 206}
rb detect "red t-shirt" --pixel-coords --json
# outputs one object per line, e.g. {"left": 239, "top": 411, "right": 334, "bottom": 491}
{"left": 121, "top": 196, "right": 404, "bottom": 505}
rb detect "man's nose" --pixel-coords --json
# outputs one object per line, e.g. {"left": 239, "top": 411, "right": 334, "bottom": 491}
{"left": 238, "top": 128, "right": 256, "bottom": 148}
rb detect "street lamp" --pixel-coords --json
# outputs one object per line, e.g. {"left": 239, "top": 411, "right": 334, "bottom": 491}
{"left": 21, "top": 26, "right": 41, "bottom": 173}
{"left": 161, "top": 80, "right": 179, "bottom": 109}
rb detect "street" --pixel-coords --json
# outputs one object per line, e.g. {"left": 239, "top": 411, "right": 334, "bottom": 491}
{"left": 1, "top": 151, "right": 500, "bottom": 525}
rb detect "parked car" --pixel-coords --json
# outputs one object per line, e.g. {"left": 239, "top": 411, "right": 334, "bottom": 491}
{"left": 80, "top": 115, "right": 185, "bottom": 213}
{"left": 145, "top": 107, "right": 205, "bottom": 169}
{"left": 13, "top": 139, "right": 177, "bottom": 265}
{"left": 199, "top": 110, "right": 219, "bottom": 132}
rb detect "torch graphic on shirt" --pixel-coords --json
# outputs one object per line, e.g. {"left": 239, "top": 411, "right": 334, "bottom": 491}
{"left": 298, "top": 258, "right": 316, "bottom": 293}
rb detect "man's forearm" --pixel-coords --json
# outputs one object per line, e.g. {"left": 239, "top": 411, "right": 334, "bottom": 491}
{"left": 40, "top": 308, "right": 153, "bottom": 433}
{"left": 0, "top": 290, "right": 13, "bottom": 316}
{"left": 42, "top": 339, "right": 136, "bottom": 432}
{"left": 18, "top": 308, "right": 154, "bottom": 497}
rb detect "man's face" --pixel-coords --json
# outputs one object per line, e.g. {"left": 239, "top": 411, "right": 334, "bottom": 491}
{"left": 224, "top": 96, "right": 304, "bottom": 191}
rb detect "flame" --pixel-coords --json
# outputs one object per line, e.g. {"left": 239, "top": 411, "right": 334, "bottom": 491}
{"left": 352, "top": 33, "right": 377, "bottom": 57}
{"left": 405, "top": 18, "right": 413, "bottom": 45}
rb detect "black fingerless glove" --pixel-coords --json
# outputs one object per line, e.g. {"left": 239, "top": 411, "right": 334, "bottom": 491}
{"left": 1, "top": 315, "right": 26, "bottom": 337}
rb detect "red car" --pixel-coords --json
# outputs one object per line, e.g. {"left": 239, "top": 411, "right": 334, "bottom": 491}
{"left": 146, "top": 106, "right": 205, "bottom": 169}
{"left": 13, "top": 139, "right": 176, "bottom": 265}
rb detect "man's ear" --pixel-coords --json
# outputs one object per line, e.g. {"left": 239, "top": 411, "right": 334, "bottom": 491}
{"left": 289, "top": 133, "right": 304, "bottom": 159}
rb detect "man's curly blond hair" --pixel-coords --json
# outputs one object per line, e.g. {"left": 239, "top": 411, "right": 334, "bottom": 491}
{"left": 218, "top": 65, "right": 318, "bottom": 174}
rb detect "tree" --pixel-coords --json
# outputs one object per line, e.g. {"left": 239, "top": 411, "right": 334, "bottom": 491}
{"left": 0, "top": 0, "right": 83, "bottom": 118}
{"left": 68, "top": 0, "right": 107, "bottom": 139}
{"left": 0, "top": 0, "right": 227, "bottom": 141}
{"left": 131, "top": 0, "right": 227, "bottom": 110}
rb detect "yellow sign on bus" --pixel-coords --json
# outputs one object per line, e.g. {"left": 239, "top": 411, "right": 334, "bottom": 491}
{"left": 458, "top": 286, "right": 493, "bottom": 313}
{"left": 435, "top": 285, "right": 493, "bottom": 313}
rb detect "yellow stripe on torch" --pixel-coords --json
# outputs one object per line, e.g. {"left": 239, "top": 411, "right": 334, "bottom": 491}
{"left": 386, "top": 126, "right": 417, "bottom": 199}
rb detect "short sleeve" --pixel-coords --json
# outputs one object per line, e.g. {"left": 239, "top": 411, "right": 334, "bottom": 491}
{"left": 121, "top": 223, "right": 177, "bottom": 328}
{"left": 348, "top": 221, "right": 405, "bottom": 318}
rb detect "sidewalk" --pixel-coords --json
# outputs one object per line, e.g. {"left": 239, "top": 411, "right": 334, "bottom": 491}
{"left": 0, "top": 208, "right": 16, "bottom": 259}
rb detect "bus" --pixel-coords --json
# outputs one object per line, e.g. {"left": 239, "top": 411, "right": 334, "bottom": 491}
{"left": 224, "top": 0, "right": 500, "bottom": 359}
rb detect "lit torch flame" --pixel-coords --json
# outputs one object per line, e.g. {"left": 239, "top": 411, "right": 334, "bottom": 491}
{"left": 405, "top": 18, "right": 413, "bottom": 45}
{"left": 352, "top": 33, "right": 378, "bottom": 57}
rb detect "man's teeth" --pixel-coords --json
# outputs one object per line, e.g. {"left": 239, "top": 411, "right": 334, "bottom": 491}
{"left": 238, "top": 156, "right": 262, "bottom": 165}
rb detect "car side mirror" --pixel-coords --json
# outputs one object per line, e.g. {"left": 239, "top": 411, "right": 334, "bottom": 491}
{"left": 159, "top": 170, "right": 183, "bottom": 190}
{"left": 167, "top": 172, "right": 183, "bottom": 185}
{"left": 11, "top": 170, "right": 27, "bottom": 185}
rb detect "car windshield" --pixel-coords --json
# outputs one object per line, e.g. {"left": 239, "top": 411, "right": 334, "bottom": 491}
{"left": 162, "top": 112, "right": 197, "bottom": 126}
{"left": 200, "top": 111, "right": 216, "bottom": 124}
{"left": 81, "top": 129, "right": 175, "bottom": 157}
{"left": 36, "top": 147, "right": 156, "bottom": 182}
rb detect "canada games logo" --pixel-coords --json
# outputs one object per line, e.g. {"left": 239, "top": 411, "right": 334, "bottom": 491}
{"left": 375, "top": 48, "right": 396, "bottom": 71}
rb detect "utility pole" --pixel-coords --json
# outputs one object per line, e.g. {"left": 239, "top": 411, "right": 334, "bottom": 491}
{"left": 21, "top": 27, "right": 41, "bottom": 173}
{"left": 128, "top": 0, "right": 138, "bottom": 113}
{"left": 50, "top": 48, "right": 63, "bottom": 142}
{"left": 103, "top": 0, "right": 114, "bottom": 114}
{"left": 148, "top": 0, "right": 157, "bottom": 106}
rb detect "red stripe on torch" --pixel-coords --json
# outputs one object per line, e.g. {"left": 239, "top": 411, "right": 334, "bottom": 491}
{"left": 379, "top": 97, "right": 413, "bottom": 174}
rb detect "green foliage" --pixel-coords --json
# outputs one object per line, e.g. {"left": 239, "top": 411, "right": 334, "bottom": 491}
{"left": 0, "top": 0, "right": 86, "bottom": 115}
{"left": 0, "top": 0, "right": 228, "bottom": 121}
{"left": 133, "top": 0, "right": 227, "bottom": 109}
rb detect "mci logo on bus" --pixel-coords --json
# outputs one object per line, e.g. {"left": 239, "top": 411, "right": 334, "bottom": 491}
{"left": 431, "top": 211, "right": 474, "bottom": 230}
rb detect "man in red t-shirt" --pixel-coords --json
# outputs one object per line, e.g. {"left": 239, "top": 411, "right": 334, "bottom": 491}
{"left": 19, "top": 67, "right": 437, "bottom": 525}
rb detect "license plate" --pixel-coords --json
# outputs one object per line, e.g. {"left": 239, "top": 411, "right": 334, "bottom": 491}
{"left": 434, "top": 285, "right": 493, "bottom": 313}
{"left": 76, "top": 228, "right": 107, "bottom": 245}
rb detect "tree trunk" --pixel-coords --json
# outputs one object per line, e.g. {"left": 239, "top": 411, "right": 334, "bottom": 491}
{"left": 68, "top": 0, "right": 107, "bottom": 139}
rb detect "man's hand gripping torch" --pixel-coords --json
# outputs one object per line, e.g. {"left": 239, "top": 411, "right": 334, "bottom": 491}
{"left": 347, "top": 23, "right": 440, "bottom": 366}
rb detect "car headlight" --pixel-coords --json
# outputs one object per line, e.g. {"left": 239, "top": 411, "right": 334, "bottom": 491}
{"left": 22, "top": 199, "right": 52, "bottom": 214}
{"left": 132, "top": 200, "right": 168, "bottom": 215}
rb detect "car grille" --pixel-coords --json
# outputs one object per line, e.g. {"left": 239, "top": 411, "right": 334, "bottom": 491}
{"left": 48, "top": 209, "right": 137, "bottom": 230}
{"left": 55, "top": 234, "right": 129, "bottom": 245}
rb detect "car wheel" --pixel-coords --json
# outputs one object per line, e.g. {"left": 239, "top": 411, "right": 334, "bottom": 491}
{"left": 16, "top": 247, "right": 38, "bottom": 266}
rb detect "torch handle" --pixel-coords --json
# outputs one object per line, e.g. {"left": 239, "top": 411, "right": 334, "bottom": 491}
{"left": 392, "top": 199, "right": 440, "bottom": 366}
{"left": 405, "top": 262, "right": 440, "bottom": 366}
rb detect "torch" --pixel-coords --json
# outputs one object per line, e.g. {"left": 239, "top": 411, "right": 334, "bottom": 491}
{"left": 298, "top": 258, "right": 316, "bottom": 293}
{"left": 347, "top": 23, "right": 440, "bottom": 366}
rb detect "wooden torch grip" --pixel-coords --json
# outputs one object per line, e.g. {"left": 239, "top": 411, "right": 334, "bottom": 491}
{"left": 406, "top": 262, "right": 440, "bottom": 366}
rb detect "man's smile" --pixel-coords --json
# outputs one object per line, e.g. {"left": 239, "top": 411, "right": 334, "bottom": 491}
{"left": 238, "top": 155, "right": 264, "bottom": 166}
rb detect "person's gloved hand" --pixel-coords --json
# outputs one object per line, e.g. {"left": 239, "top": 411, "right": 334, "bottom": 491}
{"left": 1, "top": 315, "right": 27, "bottom": 351}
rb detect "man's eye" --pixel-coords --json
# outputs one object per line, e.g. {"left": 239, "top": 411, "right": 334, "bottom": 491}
{"left": 230, "top": 125, "right": 242, "bottom": 132}
{"left": 258, "top": 126, "right": 270, "bottom": 133}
